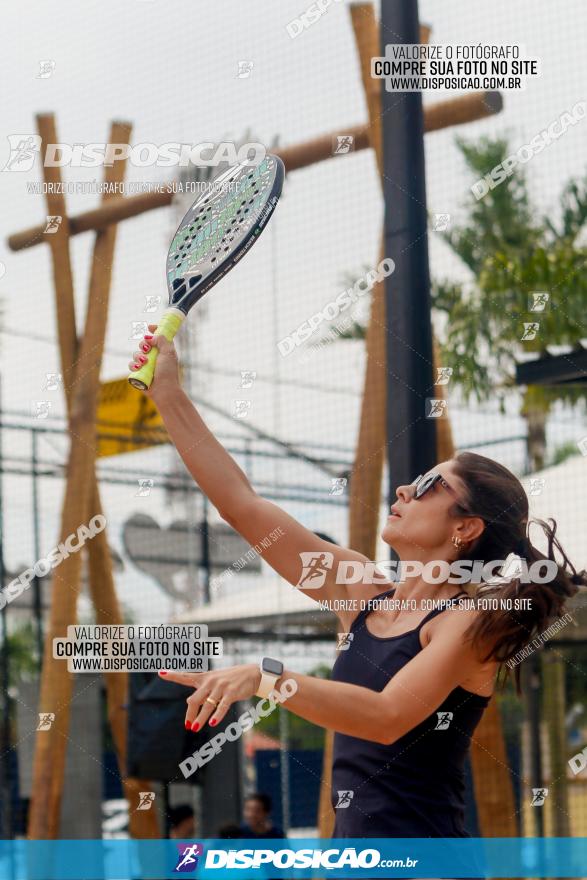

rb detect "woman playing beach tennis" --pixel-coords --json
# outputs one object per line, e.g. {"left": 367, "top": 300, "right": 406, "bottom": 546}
{"left": 130, "top": 330, "right": 584, "bottom": 840}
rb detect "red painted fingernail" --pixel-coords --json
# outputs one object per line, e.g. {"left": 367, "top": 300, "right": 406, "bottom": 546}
{"left": 145, "top": 334, "right": 154, "bottom": 340}
{"left": 210, "top": 719, "right": 217, "bottom": 727}
{"left": 140, "top": 343, "right": 149, "bottom": 352}
{"left": 159, "top": 671, "right": 167, "bottom": 676}
{"left": 184, "top": 720, "right": 191, "bottom": 730}
{"left": 139, "top": 355, "right": 147, "bottom": 364}
{"left": 131, "top": 364, "right": 139, "bottom": 370}
{"left": 191, "top": 722, "right": 200, "bottom": 732}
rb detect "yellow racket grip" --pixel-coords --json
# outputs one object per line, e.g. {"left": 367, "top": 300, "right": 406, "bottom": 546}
{"left": 128, "top": 308, "right": 185, "bottom": 391}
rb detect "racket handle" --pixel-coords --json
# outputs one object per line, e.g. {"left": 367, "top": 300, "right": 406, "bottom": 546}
{"left": 128, "top": 309, "right": 185, "bottom": 391}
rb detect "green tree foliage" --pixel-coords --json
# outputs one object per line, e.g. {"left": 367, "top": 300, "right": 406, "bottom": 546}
{"left": 434, "top": 135, "right": 587, "bottom": 418}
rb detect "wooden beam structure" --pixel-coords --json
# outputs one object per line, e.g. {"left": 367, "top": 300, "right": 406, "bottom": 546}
{"left": 8, "top": 91, "right": 502, "bottom": 253}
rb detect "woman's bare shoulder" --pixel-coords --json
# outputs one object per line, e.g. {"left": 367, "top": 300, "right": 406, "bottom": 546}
{"left": 420, "top": 590, "right": 486, "bottom": 647}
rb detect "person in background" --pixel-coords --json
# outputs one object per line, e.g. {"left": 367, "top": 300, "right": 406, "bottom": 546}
{"left": 217, "top": 822, "right": 242, "bottom": 839}
{"left": 168, "top": 804, "right": 196, "bottom": 839}
{"left": 239, "top": 793, "right": 285, "bottom": 839}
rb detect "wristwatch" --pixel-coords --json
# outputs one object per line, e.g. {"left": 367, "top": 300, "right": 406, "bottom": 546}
{"left": 256, "top": 657, "right": 284, "bottom": 699}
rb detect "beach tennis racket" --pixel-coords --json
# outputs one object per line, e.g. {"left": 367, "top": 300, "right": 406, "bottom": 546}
{"left": 128, "top": 153, "right": 285, "bottom": 391}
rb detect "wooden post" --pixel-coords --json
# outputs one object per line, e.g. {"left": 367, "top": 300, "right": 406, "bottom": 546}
{"left": 469, "top": 698, "right": 518, "bottom": 836}
{"left": 83, "top": 123, "right": 160, "bottom": 839}
{"left": 542, "top": 651, "right": 570, "bottom": 836}
{"left": 27, "top": 117, "right": 156, "bottom": 838}
{"left": 346, "top": 0, "right": 389, "bottom": 555}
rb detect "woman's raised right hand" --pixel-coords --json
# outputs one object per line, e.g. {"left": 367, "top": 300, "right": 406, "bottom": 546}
{"left": 128, "top": 323, "right": 182, "bottom": 399}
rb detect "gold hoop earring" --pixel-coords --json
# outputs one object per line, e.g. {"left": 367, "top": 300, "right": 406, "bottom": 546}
{"left": 451, "top": 535, "right": 463, "bottom": 549}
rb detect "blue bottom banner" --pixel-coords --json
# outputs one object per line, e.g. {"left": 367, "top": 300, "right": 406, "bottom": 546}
{"left": 1, "top": 837, "right": 587, "bottom": 878}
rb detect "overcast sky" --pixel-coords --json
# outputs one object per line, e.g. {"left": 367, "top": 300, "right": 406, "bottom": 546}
{"left": 1, "top": 0, "right": 585, "bottom": 623}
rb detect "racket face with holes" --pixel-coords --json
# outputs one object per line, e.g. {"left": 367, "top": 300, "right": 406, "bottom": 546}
{"left": 166, "top": 154, "right": 284, "bottom": 313}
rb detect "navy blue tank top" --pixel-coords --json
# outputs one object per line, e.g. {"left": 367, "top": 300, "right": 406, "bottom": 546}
{"left": 331, "top": 588, "right": 491, "bottom": 838}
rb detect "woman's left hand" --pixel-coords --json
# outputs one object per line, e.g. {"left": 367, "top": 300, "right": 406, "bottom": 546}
{"left": 158, "top": 664, "right": 262, "bottom": 732}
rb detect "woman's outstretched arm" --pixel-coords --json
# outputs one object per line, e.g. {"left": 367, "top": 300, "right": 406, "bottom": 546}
{"left": 130, "top": 325, "right": 254, "bottom": 518}
{"left": 160, "top": 609, "right": 492, "bottom": 744}
{"left": 130, "top": 327, "right": 392, "bottom": 619}
{"left": 152, "top": 386, "right": 255, "bottom": 518}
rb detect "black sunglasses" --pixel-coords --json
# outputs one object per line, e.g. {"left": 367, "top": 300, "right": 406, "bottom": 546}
{"left": 410, "top": 472, "right": 474, "bottom": 514}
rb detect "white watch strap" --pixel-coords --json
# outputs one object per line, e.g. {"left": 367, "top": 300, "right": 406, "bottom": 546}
{"left": 256, "top": 671, "right": 279, "bottom": 699}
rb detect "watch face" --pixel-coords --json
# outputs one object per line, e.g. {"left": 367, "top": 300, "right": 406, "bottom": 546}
{"left": 262, "top": 657, "right": 283, "bottom": 676}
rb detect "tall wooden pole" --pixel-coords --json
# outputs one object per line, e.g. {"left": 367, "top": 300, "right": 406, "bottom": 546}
{"left": 541, "top": 651, "right": 569, "bottom": 836}
{"left": 84, "top": 125, "right": 160, "bottom": 838}
{"left": 469, "top": 699, "right": 518, "bottom": 836}
{"left": 27, "top": 117, "right": 156, "bottom": 838}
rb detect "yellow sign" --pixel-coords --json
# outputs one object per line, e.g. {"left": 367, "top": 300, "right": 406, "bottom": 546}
{"left": 97, "top": 377, "right": 169, "bottom": 457}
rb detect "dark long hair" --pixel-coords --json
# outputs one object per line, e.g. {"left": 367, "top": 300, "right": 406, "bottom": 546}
{"left": 451, "top": 451, "right": 586, "bottom": 693}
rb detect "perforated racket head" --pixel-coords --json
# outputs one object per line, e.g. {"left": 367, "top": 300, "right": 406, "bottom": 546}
{"left": 166, "top": 154, "right": 284, "bottom": 314}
